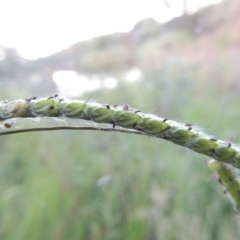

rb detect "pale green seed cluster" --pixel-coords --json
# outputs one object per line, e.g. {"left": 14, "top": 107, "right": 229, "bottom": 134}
{"left": 208, "top": 159, "right": 240, "bottom": 211}
{"left": 1, "top": 96, "right": 240, "bottom": 169}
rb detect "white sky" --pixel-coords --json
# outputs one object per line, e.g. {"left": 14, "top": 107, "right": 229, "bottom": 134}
{"left": 0, "top": 0, "right": 222, "bottom": 60}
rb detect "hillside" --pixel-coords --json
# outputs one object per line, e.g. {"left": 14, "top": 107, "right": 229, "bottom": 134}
{"left": 0, "top": 0, "right": 240, "bottom": 83}
{"left": 27, "top": 0, "right": 240, "bottom": 76}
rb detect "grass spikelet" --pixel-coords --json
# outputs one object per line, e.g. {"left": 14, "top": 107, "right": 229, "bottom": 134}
{"left": 115, "top": 108, "right": 141, "bottom": 128}
{"left": 0, "top": 100, "right": 28, "bottom": 118}
{"left": 136, "top": 117, "right": 170, "bottom": 135}
{"left": 171, "top": 128, "right": 196, "bottom": 145}
{"left": 59, "top": 100, "right": 86, "bottom": 118}
{"left": 91, "top": 106, "right": 115, "bottom": 123}
{"left": 29, "top": 98, "right": 58, "bottom": 117}
{"left": 190, "top": 138, "right": 219, "bottom": 155}
{"left": 214, "top": 146, "right": 238, "bottom": 162}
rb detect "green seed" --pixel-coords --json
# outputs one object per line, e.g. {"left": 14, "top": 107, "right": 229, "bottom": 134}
{"left": 137, "top": 117, "right": 170, "bottom": 135}
{"left": 0, "top": 100, "right": 28, "bottom": 119}
{"left": 29, "top": 99, "right": 58, "bottom": 116}
{"left": 171, "top": 129, "right": 196, "bottom": 145}
{"left": 91, "top": 106, "right": 115, "bottom": 123}
{"left": 215, "top": 147, "right": 238, "bottom": 162}
{"left": 61, "top": 100, "right": 86, "bottom": 118}
{"left": 208, "top": 159, "right": 223, "bottom": 172}
{"left": 190, "top": 138, "right": 218, "bottom": 155}
{"left": 218, "top": 166, "right": 235, "bottom": 183}
{"left": 115, "top": 111, "right": 141, "bottom": 128}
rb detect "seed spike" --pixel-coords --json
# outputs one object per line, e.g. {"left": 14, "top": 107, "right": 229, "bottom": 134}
{"left": 1, "top": 97, "right": 240, "bottom": 169}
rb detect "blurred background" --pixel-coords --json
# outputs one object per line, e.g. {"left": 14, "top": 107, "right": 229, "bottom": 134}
{"left": 1, "top": 0, "right": 240, "bottom": 239}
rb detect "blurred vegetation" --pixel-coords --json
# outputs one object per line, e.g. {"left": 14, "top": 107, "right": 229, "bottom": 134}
{"left": 1, "top": 0, "right": 240, "bottom": 239}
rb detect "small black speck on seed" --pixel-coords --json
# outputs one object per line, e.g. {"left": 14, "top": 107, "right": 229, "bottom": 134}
{"left": 110, "top": 119, "right": 116, "bottom": 128}
{"left": 210, "top": 138, "right": 217, "bottom": 141}
{"left": 218, "top": 178, "right": 223, "bottom": 185}
{"left": 59, "top": 99, "right": 64, "bottom": 102}
{"left": 106, "top": 105, "right": 110, "bottom": 109}
{"left": 163, "top": 135, "right": 171, "bottom": 140}
{"left": 48, "top": 94, "right": 58, "bottom": 99}
{"left": 210, "top": 149, "right": 216, "bottom": 154}
{"left": 163, "top": 118, "right": 167, "bottom": 122}
{"left": 188, "top": 127, "right": 192, "bottom": 131}
{"left": 228, "top": 143, "right": 231, "bottom": 147}
{"left": 185, "top": 123, "right": 192, "bottom": 127}
{"left": 135, "top": 110, "right": 141, "bottom": 113}
{"left": 26, "top": 96, "right": 37, "bottom": 101}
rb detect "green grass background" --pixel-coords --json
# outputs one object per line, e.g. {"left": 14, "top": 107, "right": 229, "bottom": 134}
{"left": 1, "top": 73, "right": 240, "bottom": 240}
{"left": 1, "top": 5, "right": 240, "bottom": 237}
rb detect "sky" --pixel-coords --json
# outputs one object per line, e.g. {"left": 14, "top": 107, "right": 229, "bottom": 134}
{"left": 0, "top": 0, "right": 222, "bottom": 60}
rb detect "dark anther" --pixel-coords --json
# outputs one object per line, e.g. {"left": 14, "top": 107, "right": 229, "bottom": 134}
{"left": 50, "top": 106, "right": 54, "bottom": 110}
{"left": 163, "top": 135, "right": 171, "bottom": 140}
{"left": 218, "top": 178, "right": 222, "bottom": 185}
{"left": 26, "top": 96, "right": 37, "bottom": 101}
{"left": 59, "top": 99, "right": 64, "bottom": 102}
{"left": 135, "top": 110, "right": 141, "bottom": 113}
{"left": 4, "top": 122, "right": 14, "bottom": 128}
{"left": 228, "top": 143, "right": 232, "bottom": 148}
{"left": 210, "top": 138, "right": 217, "bottom": 142}
{"left": 106, "top": 105, "right": 110, "bottom": 109}
{"left": 188, "top": 127, "right": 192, "bottom": 131}
{"left": 48, "top": 94, "right": 58, "bottom": 99}
{"left": 185, "top": 123, "right": 192, "bottom": 127}
{"left": 210, "top": 149, "right": 216, "bottom": 154}
{"left": 163, "top": 118, "right": 167, "bottom": 122}
{"left": 110, "top": 119, "right": 116, "bottom": 128}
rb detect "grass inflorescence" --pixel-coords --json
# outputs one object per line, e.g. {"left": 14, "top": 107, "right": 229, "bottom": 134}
{"left": 208, "top": 159, "right": 240, "bottom": 211}
{"left": 1, "top": 95, "right": 240, "bottom": 169}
